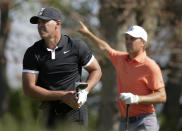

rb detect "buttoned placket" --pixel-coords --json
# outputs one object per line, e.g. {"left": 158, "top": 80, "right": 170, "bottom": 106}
{"left": 47, "top": 46, "right": 58, "bottom": 59}
{"left": 125, "top": 58, "right": 133, "bottom": 74}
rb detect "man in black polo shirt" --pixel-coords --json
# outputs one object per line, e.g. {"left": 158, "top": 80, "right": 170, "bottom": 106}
{"left": 22, "top": 7, "right": 102, "bottom": 130}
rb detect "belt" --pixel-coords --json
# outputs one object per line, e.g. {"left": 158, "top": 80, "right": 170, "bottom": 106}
{"left": 127, "top": 116, "right": 143, "bottom": 123}
{"left": 122, "top": 113, "right": 154, "bottom": 123}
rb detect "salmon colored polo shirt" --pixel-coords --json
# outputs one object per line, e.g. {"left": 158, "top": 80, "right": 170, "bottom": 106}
{"left": 108, "top": 49, "right": 165, "bottom": 118}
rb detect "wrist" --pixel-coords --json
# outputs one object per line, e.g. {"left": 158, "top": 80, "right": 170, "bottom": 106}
{"left": 135, "top": 95, "right": 139, "bottom": 104}
{"left": 87, "top": 31, "right": 92, "bottom": 36}
{"left": 59, "top": 91, "right": 67, "bottom": 101}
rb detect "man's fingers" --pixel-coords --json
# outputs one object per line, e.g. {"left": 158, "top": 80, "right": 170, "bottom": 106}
{"left": 68, "top": 101, "right": 80, "bottom": 109}
{"left": 79, "top": 21, "right": 85, "bottom": 27}
{"left": 77, "top": 91, "right": 87, "bottom": 106}
{"left": 120, "top": 93, "right": 131, "bottom": 100}
{"left": 120, "top": 93, "right": 127, "bottom": 99}
{"left": 77, "top": 99, "right": 81, "bottom": 105}
{"left": 79, "top": 21, "right": 88, "bottom": 32}
{"left": 63, "top": 91, "right": 81, "bottom": 109}
{"left": 120, "top": 93, "right": 139, "bottom": 104}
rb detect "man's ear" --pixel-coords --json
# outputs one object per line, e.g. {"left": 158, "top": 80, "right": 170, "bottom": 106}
{"left": 55, "top": 20, "right": 61, "bottom": 30}
{"left": 142, "top": 40, "right": 147, "bottom": 49}
{"left": 56, "top": 20, "right": 61, "bottom": 25}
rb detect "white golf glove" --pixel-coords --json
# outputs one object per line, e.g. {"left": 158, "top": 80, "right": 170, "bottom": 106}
{"left": 77, "top": 89, "right": 89, "bottom": 106}
{"left": 120, "top": 93, "right": 139, "bottom": 104}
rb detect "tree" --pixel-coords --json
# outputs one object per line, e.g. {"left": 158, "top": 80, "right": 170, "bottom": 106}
{"left": 0, "top": 0, "right": 13, "bottom": 115}
{"left": 160, "top": 0, "right": 182, "bottom": 130}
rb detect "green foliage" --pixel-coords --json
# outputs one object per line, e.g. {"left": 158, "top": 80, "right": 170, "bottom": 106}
{"left": 8, "top": 89, "right": 40, "bottom": 121}
{"left": 88, "top": 111, "right": 98, "bottom": 131}
{"left": 0, "top": 89, "right": 98, "bottom": 131}
{"left": 0, "top": 89, "right": 44, "bottom": 131}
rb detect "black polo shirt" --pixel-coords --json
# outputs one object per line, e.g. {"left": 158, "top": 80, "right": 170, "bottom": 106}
{"left": 23, "top": 35, "right": 93, "bottom": 91}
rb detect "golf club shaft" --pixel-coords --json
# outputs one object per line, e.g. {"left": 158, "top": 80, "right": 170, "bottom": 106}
{"left": 125, "top": 104, "right": 130, "bottom": 131}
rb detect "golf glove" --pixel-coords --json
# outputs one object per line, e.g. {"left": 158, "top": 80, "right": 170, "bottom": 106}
{"left": 77, "top": 89, "right": 89, "bottom": 106}
{"left": 120, "top": 93, "right": 139, "bottom": 104}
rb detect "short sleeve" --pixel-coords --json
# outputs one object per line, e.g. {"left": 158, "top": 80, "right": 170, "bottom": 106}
{"left": 147, "top": 63, "right": 165, "bottom": 90}
{"left": 108, "top": 48, "right": 127, "bottom": 68}
{"left": 23, "top": 47, "right": 39, "bottom": 73}
{"left": 76, "top": 40, "right": 92, "bottom": 66}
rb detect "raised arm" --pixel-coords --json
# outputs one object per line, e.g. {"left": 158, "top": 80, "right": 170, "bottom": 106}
{"left": 78, "top": 21, "right": 112, "bottom": 51}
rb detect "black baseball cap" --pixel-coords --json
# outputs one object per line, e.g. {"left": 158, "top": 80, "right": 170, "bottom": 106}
{"left": 30, "top": 7, "right": 62, "bottom": 24}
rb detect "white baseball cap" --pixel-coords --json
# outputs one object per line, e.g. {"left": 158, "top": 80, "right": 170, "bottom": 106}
{"left": 125, "top": 25, "right": 148, "bottom": 42}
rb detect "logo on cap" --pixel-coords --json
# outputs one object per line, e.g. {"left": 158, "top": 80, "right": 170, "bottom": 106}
{"left": 38, "top": 8, "right": 45, "bottom": 15}
{"left": 128, "top": 27, "right": 134, "bottom": 31}
{"left": 125, "top": 25, "right": 148, "bottom": 42}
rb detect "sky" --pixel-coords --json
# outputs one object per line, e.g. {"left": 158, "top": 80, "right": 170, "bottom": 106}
{"left": 5, "top": 1, "right": 40, "bottom": 88}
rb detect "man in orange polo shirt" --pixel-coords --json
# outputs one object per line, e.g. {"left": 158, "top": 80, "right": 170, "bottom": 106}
{"left": 78, "top": 21, "right": 166, "bottom": 131}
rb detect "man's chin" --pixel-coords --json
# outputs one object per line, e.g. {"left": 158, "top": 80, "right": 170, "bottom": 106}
{"left": 127, "top": 49, "right": 132, "bottom": 53}
{"left": 127, "top": 50, "right": 135, "bottom": 54}
{"left": 39, "top": 33, "right": 48, "bottom": 39}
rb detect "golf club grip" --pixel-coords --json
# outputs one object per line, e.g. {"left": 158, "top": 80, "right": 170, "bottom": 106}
{"left": 75, "top": 83, "right": 88, "bottom": 92}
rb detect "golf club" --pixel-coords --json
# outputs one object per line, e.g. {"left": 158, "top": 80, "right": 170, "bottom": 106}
{"left": 75, "top": 82, "right": 88, "bottom": 93}
{"left": 75, "top": 82, "right": 88, "bottom": 131}
{"left": 125, "top": 104, "right": 130, "bottom": 131}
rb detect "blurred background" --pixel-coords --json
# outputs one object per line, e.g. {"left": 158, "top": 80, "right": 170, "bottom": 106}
{"left": 0, "top": 0, "right": 182, "bottom": 131}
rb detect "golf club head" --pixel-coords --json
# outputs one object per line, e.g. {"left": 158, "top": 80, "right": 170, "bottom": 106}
{"left": 75, "top": 82, "right": 88, "bottom": 92}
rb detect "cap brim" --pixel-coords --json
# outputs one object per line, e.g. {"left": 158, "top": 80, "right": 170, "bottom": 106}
{"left": 30, "top": 16, "right": 52, "bottom": 24}
{"left": 124, "top": 31, "right": 139, "bottom": 38}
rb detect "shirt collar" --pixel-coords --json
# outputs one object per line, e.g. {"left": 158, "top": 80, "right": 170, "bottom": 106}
{"left": 133, "top": 51, "right": 146, "bottom": 63}
{"left": 57, "top": 34, "right": 68, "bottom": 48}
{"left": 40, "top": 34, "right": 68, "bottom": 50}
{"left": 126, "top": 51, "right": 146, "bottom": 63}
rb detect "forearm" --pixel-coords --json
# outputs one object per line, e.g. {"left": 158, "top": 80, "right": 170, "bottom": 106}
{"left": 22, "top": 72, "right": 79, "bottom": 108}
{"left": 86, "top": 68, "right": 102, "bottom": 92}
{"left": 79, "top": 21, "right": 111, "bottom": 51}
{"left": 84, "top": 58, "right": 102, "bottom": 92}
{"left": 23, "top": 84, "right": 65, "bottom": 101}
{"left": 86, "top": 31, "right": 111, "bottom": 51}
{"left": 138, "top": 88, "right": 166, "bottom": 104}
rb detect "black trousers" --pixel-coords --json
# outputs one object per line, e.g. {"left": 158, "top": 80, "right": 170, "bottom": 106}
{"left": 41, "top": 101, "right": 88, "bottom": 131}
